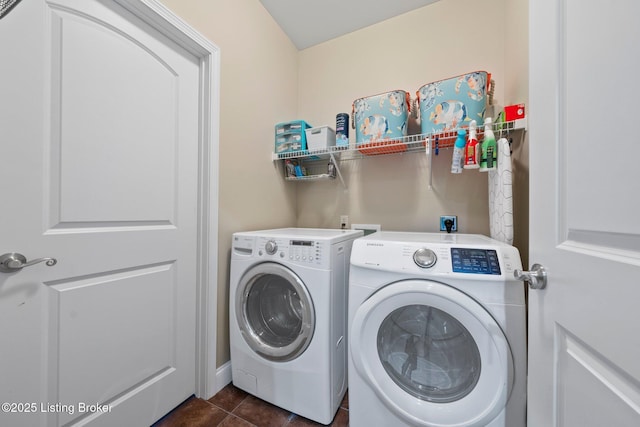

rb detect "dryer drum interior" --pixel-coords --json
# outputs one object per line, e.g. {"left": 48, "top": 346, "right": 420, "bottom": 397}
{"left": 377, "top": 304, "right": 482, "bottom": 403}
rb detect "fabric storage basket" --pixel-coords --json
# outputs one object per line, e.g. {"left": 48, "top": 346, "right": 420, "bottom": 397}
{"left": 416, "top": 71, "right": 492, "bottom": 134}
{"left": 352, "top": 90, "right": 410, "bottom": 155}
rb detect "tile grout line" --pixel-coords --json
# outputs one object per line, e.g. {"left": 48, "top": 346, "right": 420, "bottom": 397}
{"left": 203, "top": 399, "right": 259, "bottom": 427}
{"left": 201, "top": 387, "right": 348, "bottom": 427}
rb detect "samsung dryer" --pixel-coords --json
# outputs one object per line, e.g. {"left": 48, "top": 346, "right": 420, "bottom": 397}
{"left": 348, "top": 232, "right": 526, "bottom": 427}
{"left": 230, "top": 228, "right": 363, "bottom": 424}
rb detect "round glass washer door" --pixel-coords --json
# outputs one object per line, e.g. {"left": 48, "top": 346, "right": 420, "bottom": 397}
{"left": 350, "top": 279, "right": 513, "bottom": 427}
{"left": 236, "top": 262, "right": 315, "bottom": 362}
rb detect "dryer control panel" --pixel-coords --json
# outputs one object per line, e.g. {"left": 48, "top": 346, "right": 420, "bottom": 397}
{"left": 451, "top": 248, "right": 501, "bottom": 275}
{"left": 350, "top": 232, "right": 523, "bottom": 279}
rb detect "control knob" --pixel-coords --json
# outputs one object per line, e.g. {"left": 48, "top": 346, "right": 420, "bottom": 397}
{"left": 265, "top": 240, "right": 278, "bottom": 255}
{"left": 413, "top": 248, "right": 437, "bottom": 268}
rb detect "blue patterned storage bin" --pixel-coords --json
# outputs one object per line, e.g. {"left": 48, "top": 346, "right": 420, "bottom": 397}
{"left": 352, "top": 90, "right": 410, "bottom": 154}
{"left": 417, "top": 71, "right": 491, "bottom": 133}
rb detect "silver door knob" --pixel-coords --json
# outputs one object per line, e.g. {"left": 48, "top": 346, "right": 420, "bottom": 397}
{"left": 514, "top": 263, "right": 547, "bottom": 289}
{"left": 0, "top": 252, "right": 57, "bottom": 273}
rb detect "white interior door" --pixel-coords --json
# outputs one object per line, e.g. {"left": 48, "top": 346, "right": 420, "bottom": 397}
{"left": 528, "top": 0, "right": 640, "bottom": 425}
{"left": 0, "top": 0, "right": 204, "bottom": 425}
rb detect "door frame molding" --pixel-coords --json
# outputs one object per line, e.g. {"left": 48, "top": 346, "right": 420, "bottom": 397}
{"left": 111, "top": 0, "right": 220, "bottom": 399}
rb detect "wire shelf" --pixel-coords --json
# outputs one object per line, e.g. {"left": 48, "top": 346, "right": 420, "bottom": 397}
{"left": 272, "top": 118, "right": 526, "bottom": 162}
{"left": 285, "top": 173, "right": 336, "bottom": 182}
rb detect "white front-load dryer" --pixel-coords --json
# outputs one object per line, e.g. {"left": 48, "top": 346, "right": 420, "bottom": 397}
{"left": 348, "top": 232, "right": 526, "bottom": 427}
{"left": 229, "top": 228, "right": 363, "bottom": 424}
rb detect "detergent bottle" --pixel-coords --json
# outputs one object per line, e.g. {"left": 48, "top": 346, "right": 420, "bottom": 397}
{"left": 451, "top": 128, "right": 466, "bottom": 174}
{"left": 479, "top": 117, "right": 497, "bottom": 172}
{"left": 463, "top": 120, "right": 480, "bottom": 169}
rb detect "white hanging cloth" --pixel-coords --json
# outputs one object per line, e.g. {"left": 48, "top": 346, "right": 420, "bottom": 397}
{"left": 488, "top": 138, "right": 514, "bottom": 244}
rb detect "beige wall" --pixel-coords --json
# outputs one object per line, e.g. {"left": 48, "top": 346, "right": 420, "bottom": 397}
{"left": 159, "top": 0, "right": 299, "bottom": 366}
{"left": 296, "top": 0, "right": 529, "bottom": 261}
{"left": 160, "top": 0, "right": 529, "bottom": 370}
{"left": 297, "top": 0, "right": 510, "bottom": 235}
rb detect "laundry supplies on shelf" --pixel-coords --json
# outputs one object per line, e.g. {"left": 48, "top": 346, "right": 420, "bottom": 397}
{"left": 480, "top": 117, "right": 497, "bottom": 172}
{"left": 335, "top": 113, "right": 349, "bottom": 148}
{"left": 464, "top": 120, "right": 480, "bottom": 169}
{"left": 451, "top": 128, "right": 467, "bottom": 174}
{"left": 271, "top": 112, "right": 526, "bottom": 189}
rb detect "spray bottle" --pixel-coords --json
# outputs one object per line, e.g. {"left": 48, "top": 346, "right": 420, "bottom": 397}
{"left": 463, "top": 120, "right": 480, "bottom": 169}
{"left": 451, "top": 128, "right": 466, "bottom": 174}
{"left": 479, "top": 117, "right": 497, "bottom": 172}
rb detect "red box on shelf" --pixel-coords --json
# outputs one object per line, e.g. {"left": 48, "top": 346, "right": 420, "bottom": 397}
{"left": 504, "top": 103, "right": 525, "bottom": 121}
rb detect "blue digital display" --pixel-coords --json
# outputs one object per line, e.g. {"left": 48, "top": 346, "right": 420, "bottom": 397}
{"left": 451, "top": 248, "right": 501, "bottom": 275}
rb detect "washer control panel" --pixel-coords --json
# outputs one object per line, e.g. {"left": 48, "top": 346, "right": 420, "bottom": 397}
{"left": 289, "top": 239, "right": 318, "bottom": 263}
{"left": 253, "top": 237, "right": 325, "bottom": 266}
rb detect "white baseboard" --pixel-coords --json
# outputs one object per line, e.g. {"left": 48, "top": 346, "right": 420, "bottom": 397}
{"left": 215, "top": 361, "right": 232, "bottom": 394}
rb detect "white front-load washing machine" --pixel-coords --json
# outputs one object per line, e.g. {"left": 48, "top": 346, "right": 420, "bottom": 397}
{"left": 230, "top": 228, "right": 363, "bottom": 424}
{"left": 348, "top": 232, "right": 526, "bottom": 427}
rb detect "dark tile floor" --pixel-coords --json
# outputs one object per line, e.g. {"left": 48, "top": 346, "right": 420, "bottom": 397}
{"left": 153, "top": 383, "right": 349, "bottom": 427}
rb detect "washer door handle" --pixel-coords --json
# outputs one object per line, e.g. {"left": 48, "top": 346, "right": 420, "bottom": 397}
{"left": 0, "top": 252, "right": 57, "bottom": 273}
{"left": 514, "top": 263, "right": 547, "bottom": 289}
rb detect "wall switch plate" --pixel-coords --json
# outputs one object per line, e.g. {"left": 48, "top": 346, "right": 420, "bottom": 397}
{"left": 440, "top": 215, "right": 457, "bottom": 232}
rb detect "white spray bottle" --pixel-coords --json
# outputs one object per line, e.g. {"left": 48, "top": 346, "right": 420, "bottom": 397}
{"left": 464, "top": 120, "right": 480, "bottom": 169}
{"left": 451, "top": 128, "right": 466, "bottom": 174}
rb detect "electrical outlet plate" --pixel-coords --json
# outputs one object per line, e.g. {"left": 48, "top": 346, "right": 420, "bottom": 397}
{"left": 340, "top": 215, "right": 349, "bottom": 229}
{"left": 440, "top": 215, "right": 457, "bottom": 232}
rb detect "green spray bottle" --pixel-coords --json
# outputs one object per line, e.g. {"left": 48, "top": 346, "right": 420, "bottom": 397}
{"left": 479, "top": 117, "right": 497, "bottom": 171}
